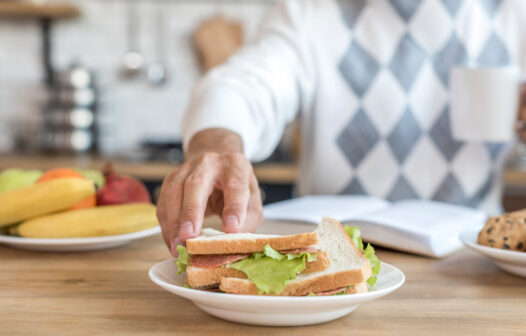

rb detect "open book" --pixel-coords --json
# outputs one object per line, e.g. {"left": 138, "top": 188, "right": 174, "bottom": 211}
{"left": 263, "top": 195, "right": 486, "bottom": 258}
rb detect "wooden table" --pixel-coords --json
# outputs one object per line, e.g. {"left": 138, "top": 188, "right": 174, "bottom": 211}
{"left": 1, "top": 234, "right": 525, "bottom": 336}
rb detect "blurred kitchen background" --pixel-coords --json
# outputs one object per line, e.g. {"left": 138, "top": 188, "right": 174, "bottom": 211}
{"left": 0, "top": 0, "right": 303, "bottom": 203}
{"left": 0, "top": 0, "right": 272, "bottom": 154}
{"left": 1, "top": 0, "right": 526, "bottom": 208}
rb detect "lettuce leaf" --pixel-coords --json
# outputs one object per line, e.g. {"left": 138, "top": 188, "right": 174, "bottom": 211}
{"left": 345, "top": 226, "right": 380, "bottom": 287}
{"left": 232, "top": 245, "right": 318, "bottom": 295}
{"left": 232, "top": 254, "right": 307, "bottom": 294}
{"left": 175, "top": 245, "right": 189, "bottom": 274}
{"left": 345, "top": 226, "right": 364, "bottom": 251}
{"left": 364, "top": 243, "right": 380, "bottom": 286}
{"left": 287, "top": 251, "right": 317, "bottom": 262}
{"left": 253, "top": 245, "right": 318, "bottom": 262}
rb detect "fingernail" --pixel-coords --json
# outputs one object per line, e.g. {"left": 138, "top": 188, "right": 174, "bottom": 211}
{"left": 171, "top": 238, "right": 180, "bottom": 257}
{"left": 224, "top": 215, "right": 239, "bottom": 228}
{"left": 180, "top": 221, "right": 194, "bottom": 236}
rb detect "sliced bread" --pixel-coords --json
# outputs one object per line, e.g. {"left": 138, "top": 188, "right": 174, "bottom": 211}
{"left": 219, "top": 217, "right": 372, "bottom": 296}
{"left": 346, "top": 282, "right": 368, "bottom": 294}
{"left": 186, "top": 229, "right": 318, "bottom": 255}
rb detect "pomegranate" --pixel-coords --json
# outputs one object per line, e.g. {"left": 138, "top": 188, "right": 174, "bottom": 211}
{"left": 96, "top": 164, "right": 151, "bottom": 206}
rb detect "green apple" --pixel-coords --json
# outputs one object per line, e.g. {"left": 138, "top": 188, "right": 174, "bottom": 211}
{"left": 75, "top": 168, "right": 105, "bottom": 189}
{"left": 0, "top": 168, "right": 43, "bottom": 193}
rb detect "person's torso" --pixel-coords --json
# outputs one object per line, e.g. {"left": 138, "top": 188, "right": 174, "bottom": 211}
{"left": 297, "top": 0, "right": 526, "bottom": 214}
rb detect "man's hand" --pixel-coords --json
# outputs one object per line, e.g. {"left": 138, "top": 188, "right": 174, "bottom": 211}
{"left": 156, "top": 129, "right": 263, "bottom": 256}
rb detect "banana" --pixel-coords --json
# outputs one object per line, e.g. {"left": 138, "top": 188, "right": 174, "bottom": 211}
{"left": 0, "top": 178, "right": 96, "bottom": 227}
{"left": 17, "top": 203, "right": 158, "bottom": 238}
{"left": 8, "top": 225, "right": 19, "bottom": 236}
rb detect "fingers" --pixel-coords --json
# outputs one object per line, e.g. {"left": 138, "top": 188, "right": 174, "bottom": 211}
{"left": 165, "top": 170, "right": 188, "bottom": 255}
{"left": 243, "top": 173, "right": 264, "bottom": 233}
{"left": 157, "top": 151, "right": 262, "bottom": 257}
{"left": 157, "top": 164, "right": 190, "bottom": 256}
{"left": 178, "top": 156, "right": 219, "bottom": 242}
{"left": 221, "top": 155, "right": 251, "bottom": 233}
{"left": 156, "top": 193, "right": 171, "bottom": 248}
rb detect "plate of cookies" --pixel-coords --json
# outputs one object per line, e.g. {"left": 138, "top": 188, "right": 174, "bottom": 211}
{"left": 461, "top": 210, "right": 526, "bottom": 278}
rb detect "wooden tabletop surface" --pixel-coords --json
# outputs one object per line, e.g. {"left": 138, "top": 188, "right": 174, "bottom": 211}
{"left": 1, "top": 232, "right": 525, "bottom": 335}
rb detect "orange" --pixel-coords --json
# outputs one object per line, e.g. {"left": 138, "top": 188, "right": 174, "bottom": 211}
{"left": 37, "top": 168, "right": 96, "bottom": 210}
{"left": 37, "top": 168, "right": 83, "bottom": 182}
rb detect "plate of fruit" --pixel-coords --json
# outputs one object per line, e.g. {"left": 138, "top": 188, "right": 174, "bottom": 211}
{"left": 0, "top": 165, "right": 160, "bottom": 252}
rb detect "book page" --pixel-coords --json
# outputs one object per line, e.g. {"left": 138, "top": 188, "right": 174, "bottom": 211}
{"left": 263, "top": 195, "right": 390, "bottom": 224}
{"left": 350, "top": 200, "right": 485, "bottom": 235}
{"left": 348, "top": 200, "right": 486, "bottom": 257}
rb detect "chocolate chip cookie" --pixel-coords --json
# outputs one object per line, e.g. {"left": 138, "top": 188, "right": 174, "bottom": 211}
{"left": 478, "top": 212, "right": 526, "bottom": 252}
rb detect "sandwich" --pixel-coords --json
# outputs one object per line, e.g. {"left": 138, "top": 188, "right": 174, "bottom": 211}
{"left": 176, "top": 217, "right": 380, "bottom": 296}
{"left": 176, "top": 229, "right": 331, "bottom": 292}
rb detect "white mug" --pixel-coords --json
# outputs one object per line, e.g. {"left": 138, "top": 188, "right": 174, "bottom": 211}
{"left": 450, "top": 66, "right": 523, "bottom": 142}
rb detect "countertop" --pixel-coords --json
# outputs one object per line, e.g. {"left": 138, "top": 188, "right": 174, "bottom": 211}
{"left": 0, "top": 154, "right": 297, "bottom": 184}
{"left": 2, "top": 154, "right": 526, "bottom": 188}
{"left": 1, "top": 233, "right": 525, "bottom": 335}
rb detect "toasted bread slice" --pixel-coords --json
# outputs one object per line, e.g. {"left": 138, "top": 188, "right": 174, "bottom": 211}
{"left": 346, "top": 282, "right": 368, "bottom": 294}
{"left": 186, "top": 229, "right": 318, "bottom": 255}
{"left": 187, "top": 250, "right": 330, "bottom": 288}
{"left": 187, "top": 267, "right": 247, "bottom": 288}
{"left": 219, "top": 217, "right": 372, "bottom": 296}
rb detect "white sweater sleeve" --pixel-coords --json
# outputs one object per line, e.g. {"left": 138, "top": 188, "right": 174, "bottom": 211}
{"left": 182, "top": 0, "right": 315, "bottom": 162}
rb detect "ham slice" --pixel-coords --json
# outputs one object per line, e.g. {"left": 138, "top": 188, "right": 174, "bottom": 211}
{"left": 309, "top": 287, "right": 347, "bottom": 296}
{"left": 190, "top": 254, "right": 250, "bottom": 269}
{"left": 189, "top": 247, "right": 320, "bottom": 269}
{"left": 279, "top": 247, "right": 320, "bottom": 254}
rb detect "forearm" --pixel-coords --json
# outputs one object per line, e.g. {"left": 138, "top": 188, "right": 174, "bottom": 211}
{"left": 186, "top": 128, "right": 244, "bottom": 162}
{"left": 182, "top": 1, "right": 313, "bottom": 162}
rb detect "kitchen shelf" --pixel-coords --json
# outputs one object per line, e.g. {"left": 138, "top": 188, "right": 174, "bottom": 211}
{"left": 0, "top": 2, "right": 81, "bottom": 85}
{"left": 0, "top": 2, "right": 79, "bottom": 19}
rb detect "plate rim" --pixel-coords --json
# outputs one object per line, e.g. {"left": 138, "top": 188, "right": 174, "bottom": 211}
{"left": 0, "top": 225, "right": 161, "bottom": 245}
{"left": 148, "top": 258, "right": 405, "bottom": 302}
{"left": 460, "top": 229, "right": 526, "bottom": 259}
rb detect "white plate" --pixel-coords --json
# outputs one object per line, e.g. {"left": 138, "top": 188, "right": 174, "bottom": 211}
{"left": 0, "top": 226, "right": 161, "bottom": 252}
{"left": 149, "top": 259, "right": 405, "bottom": 326}
{"left": 460, "top": 229, "right": 526, "bottom": 277}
